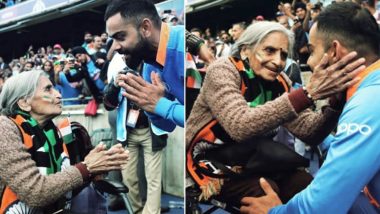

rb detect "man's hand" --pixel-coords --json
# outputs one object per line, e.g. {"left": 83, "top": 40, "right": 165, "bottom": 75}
{"left": 306, "top": 51, "right": 366, "bottom": 101}
{"left": 118, "top": 72, "right": 165, "bottom": 113}
{"left": 240, "top": 178, "right": 282, "bottom": 214}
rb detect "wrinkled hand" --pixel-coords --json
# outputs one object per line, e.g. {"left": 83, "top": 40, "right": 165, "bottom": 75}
{"left": 83, "top": 143, "right": 129, "bottom": 175}
{"left": 118, "top": 72, "right": 166, "bottom": 113}
{"left": 240, "top": 178, "right": 282, "bottom": 214}
{"left": 306, "top": 51, "right": 366, "bottom": 101}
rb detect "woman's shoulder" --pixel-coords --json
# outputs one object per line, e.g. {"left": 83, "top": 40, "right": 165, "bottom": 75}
{"left": 206, "top": 57, "right": 240, "bottom": 77}
{"left": 0, "top": 115, "right": 18, "bottom": 132}
{"left": 208, "top": 57, "right": 236, "bottom": 70}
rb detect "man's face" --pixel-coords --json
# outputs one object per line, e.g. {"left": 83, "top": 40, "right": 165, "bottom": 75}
{"left": 307, "top": 24, "right": 328, "bottom": 71}
{"left": 101, "top": 33, "right": 108, "bottom": 43}
{"left": 278, "top": 16, "right": 290, "bottom": 29}
{"left": 54, "top": 48, "right": 61, "bottom": 55}
{"left": 296, "top": 8, "right": 306, "bottom": 20}
{"left": 311, "top": 9, "right": 321, "bottom": 20}
{"left": 244, "top": 32, "right": 289, "bottom": 81}
{"left": 94, "top": 36, "right": 103, "bottom": 49}
{"left": 221, "top": 33, "right": 229, "bottom": 43}
{"left": 75, "top": 53, "right": 87, "bottom": 64}
{"left": 231, "top": 25, "right": 244, "bottom": 41}
{"left": 24, "top": 63, "right": 33, "bottom": 71}
{"left": 106, "top": 13, "right": 147, "bottom": 58}
{"left": 84, "top": 33, "right": 93, "bottom": 43}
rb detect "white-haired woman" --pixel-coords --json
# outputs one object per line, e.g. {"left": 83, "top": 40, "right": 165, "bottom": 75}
{"left": 0, "top": 70, "right": 129, "bottom": 213}
{"left": 186, "top": 21, "right": 365, "bottom": 206}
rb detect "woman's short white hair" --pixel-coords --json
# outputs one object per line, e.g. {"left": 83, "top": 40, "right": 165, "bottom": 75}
{"left": 231, "top": 21, "right": 294, "bottom": 58}
{"left": 0, "top": 70, "right": 47, "bottom": 116}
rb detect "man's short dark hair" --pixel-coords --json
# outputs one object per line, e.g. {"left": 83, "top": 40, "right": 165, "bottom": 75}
{"left": 104, "top": 0, "right": 161, "bottom": 28}
{"left": 294, "top": 2, "right": 307, "bottom": 11}
{"left": 315, "top": 2, "right": 380, "bottom": 57}
{"left": 190, "top": 28, "right": 202, "bottom": 34}
{"left": 233, "top": 21, "right": 247, "bottom": 30}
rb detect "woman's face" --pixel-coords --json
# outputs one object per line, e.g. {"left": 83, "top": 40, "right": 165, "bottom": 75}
{"left": 28, "top": 76, "right": 62, "bottom": 121}
{"left": 43, "top": 62, "right": 52, "bottom": 72}
{"left": 243, "top": 32, "right": 289, "bottom": 81}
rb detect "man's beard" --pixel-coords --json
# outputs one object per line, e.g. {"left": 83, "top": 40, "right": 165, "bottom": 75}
{"left": 85, "top": 39, "right": 93, "bottom": 43}
{"left": 117, "top": 33, "right": 154, "bottom": 61}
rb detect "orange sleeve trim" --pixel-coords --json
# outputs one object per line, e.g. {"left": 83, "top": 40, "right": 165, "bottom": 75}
{"left": 156, "top": 22, "right": 170, "bottom": 66}
{"left": 347, "top": 59, "right": 380, "bottom": 101}
{"left": 0, "top": 187, "right": 18, "bottom": 213}
{"left": 10, "top": 116, "right": 33, "bottom": 150}
{"left": 364, "top": 186, "right": 380, "bottom": 208}
{"left": 277, "top": 75, "right": 290, "bottom": 92}
{"left": 193, "top": 120, "right": 217, "bottom": 143}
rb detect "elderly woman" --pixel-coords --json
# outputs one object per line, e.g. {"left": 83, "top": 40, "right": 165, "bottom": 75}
{"left": 0, "top": 70, "right": 129, "bottom": 213}
{"left": 186, "top": 21, "right": 365, "bottom": 206}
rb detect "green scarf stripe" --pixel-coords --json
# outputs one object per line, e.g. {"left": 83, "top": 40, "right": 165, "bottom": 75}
{"left": 44, "top": 129, "right": 62, "bottom": 173}
{"left": 14, "top": 112, "right": 65, "bottom": 175}
{"left": 242, "top": 60, "right": 273, "bottom": 107}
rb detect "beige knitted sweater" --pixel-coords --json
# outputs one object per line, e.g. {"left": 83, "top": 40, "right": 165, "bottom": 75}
{"left": 186, "top": 57, "right": 341, "bottom": 147}
{"left": 0, "top": 116, "right": 84, "bottom": 207}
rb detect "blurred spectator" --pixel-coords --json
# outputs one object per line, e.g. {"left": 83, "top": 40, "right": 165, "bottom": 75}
{"left": 353, "top": 0, "right": 380, "bottom": 24}
{"left": 54, "top": 60, "right": 82, "bottom": 105}
{"left": 302, "top": 2, "right": 322, "bottom": 33}
{"left": 293, "top": 2, "right": 310, "bottom": 64}
{"left": 82, "top": 31, "right": 96, "bottom": 55}
{"left": 100, "top": 32, "right": 109, "bottom": 49}
{"left": 231, "top": 21, "right": 247, "bottom": 42}
{"left": 93, "top": 35, "right": 106, "bottom": 54}
{"left": 42, "top": 60, "right": 56, "bottom": 86}
{"left": 53, "top": 44, "right": 66, "bottom": 60}
{"left": 0, "top": 57, "right": 9, "bottom": 70}
{"left": 278, "top": 15, "right": 290, "bottom": 29}
{"left": 215, "top": 32, "right": 231, "bottom": 58}
{"left": 255, "top": 15, "right": 265, "bottom": 22}
{"left": 22, "top": 61, "right": 34, "bottom": 72}
{"left": 205, "top": 27, "right": 213, "bottom": 39}
{"left": 66, "top": 46, "right": 104, "bottom": 102}
{"left": 92, "top": 35, "right": 107, "bottom": 70}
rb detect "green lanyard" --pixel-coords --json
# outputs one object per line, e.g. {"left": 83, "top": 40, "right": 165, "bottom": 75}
{"left": 244, "top": 67, "right": 273, "bottom": 107}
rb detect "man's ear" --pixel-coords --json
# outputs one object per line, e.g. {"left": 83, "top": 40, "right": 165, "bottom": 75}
{"left": 330, "top": 40, "right": 348, "bottom": 63}
{"left": 140, "top": 18, "right": 152, "bottom": 37}
{"left": 17, "top": 98, "right": 31, "bottom": 112}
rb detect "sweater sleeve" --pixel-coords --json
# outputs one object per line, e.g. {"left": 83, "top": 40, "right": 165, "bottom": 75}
{"left": 0, "top": 116, "right": 84, "bottom": 207}
{"left": 284, "top": 106, "right": 342, "bottom": 145}
{"left": 202, "top": 58, "right": 304, "bottom": 142}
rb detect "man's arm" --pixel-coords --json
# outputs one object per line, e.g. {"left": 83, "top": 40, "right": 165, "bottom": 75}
{"left": 242, "top": 84, "right": 380, "bottom": 213}
{"left": 117, "top": 71, "right": 178, "bottom": 131}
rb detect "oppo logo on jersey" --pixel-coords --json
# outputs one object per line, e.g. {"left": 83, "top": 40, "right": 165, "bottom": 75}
{"left": 337, "top": 123, "right": 372, "bottom": 136}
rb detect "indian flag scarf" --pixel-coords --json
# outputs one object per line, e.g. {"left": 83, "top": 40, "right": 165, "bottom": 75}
{"left": 0, "top": 111, "right": 71, "bottom": 214}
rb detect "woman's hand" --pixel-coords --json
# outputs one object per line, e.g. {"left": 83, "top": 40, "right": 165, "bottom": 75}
{"left": 306, "top": 51, "right": 366, "bottom": 101}
{"left": 83, "top": 143, "right": 129, "bottom": 175}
